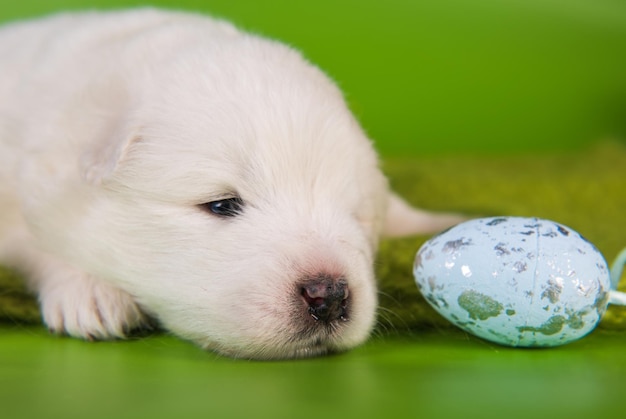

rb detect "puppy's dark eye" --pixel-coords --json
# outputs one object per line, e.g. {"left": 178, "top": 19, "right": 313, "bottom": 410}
{"left": 199, "top": 197, "right": 244, "bottom": 218}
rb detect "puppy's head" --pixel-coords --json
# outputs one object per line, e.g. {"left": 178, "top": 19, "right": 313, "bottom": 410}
{"left": 81, "top": 36, "right": 391, "bottom": 359}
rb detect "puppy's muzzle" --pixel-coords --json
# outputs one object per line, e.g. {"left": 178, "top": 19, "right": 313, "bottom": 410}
{"left": 301, "top": 276, "right": 349, "bottom": 323}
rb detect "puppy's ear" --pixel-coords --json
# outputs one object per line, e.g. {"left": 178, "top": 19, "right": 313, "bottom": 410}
{"left": 382, "top": 193, "right": 465, "bottom": 237}
{"left": 80, "top": 124, "right": 141, "bottom": 185}
{"left": 77, "top": 74, "right": 143, "bottom": 185}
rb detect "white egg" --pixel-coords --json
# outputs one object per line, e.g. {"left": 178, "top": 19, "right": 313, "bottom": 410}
{"left": 414, "top": 217, "right": 611, "bottom": 347}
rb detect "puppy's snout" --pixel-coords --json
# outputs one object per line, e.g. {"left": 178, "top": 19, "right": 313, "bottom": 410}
{"left": 301, "top": 276, "right": 349, "bottom": 323}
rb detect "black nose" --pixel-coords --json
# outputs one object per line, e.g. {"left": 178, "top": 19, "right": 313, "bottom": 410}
{"left": 301, "top": 276, "right": 349, "bottom": 323}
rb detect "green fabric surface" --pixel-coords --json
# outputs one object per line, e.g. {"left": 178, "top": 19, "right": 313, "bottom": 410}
{"left": 376, "top": 142, "right": 626, "bottom": 333}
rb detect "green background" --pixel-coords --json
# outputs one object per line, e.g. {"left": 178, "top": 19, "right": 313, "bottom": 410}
{"left": 2, "top": 1, "right": 626, "bottom": 419}
{"left": 3, "top": 0, "right": 626, "bottom": 155}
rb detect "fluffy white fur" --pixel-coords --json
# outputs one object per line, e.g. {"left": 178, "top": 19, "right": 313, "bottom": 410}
{"left": 0, "top": 9, "right": 461, "bottom": 359}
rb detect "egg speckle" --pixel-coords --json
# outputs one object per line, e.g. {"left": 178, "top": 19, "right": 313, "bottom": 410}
{"left": 414, "top": 217, "right": 611, "bottom": 347}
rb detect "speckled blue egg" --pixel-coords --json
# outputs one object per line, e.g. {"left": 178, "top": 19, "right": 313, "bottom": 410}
{"left": 414, "top": 217, "right": 611, "bottom": 347}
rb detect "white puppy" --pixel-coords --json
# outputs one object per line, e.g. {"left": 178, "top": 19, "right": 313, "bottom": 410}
{"left": 0, "top": 9, "right": 460, "bottom": 359}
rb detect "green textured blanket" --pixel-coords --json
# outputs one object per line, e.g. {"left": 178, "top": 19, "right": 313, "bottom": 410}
{"left": 2, "top": 142, "right": 625, "bottom": 333}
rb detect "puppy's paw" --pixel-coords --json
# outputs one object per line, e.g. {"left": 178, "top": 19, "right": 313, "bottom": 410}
{"left": 39, "top": 267, "right": 146, "bottom": 340}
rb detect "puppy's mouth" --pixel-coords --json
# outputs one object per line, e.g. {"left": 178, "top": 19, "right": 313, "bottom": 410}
{"left": 290, "top": 338, "right": 337, "bottom": 359}
{"left": 204, "top": 333, "right": 343, "bottom": 360}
